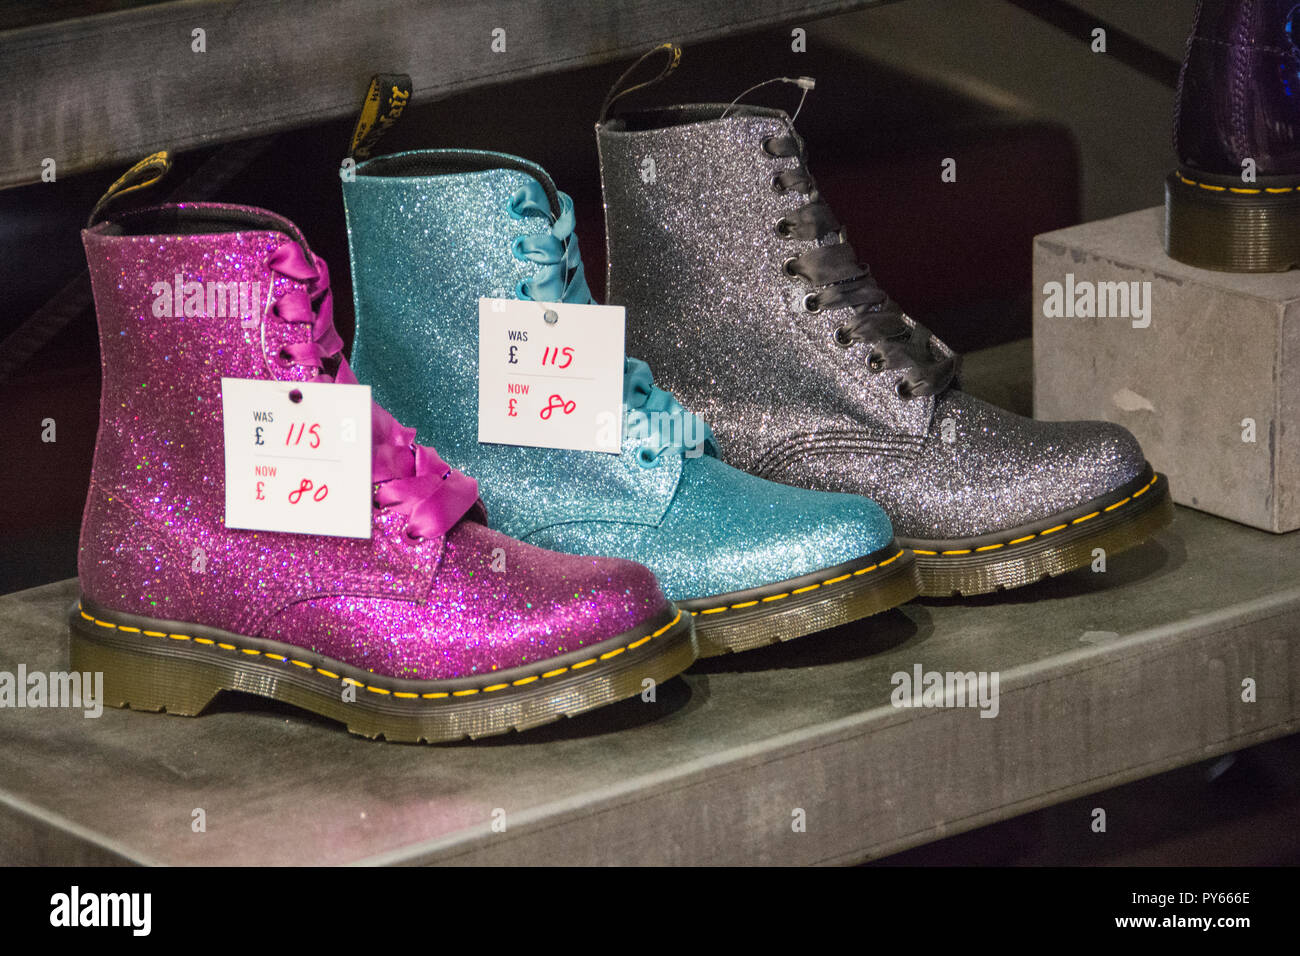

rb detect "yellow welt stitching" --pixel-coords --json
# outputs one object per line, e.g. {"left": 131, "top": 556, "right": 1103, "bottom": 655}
{"left": 315, "top": 668, "right": 338, "bottom": 679}
{"left": 512, "top": 676, "right": 539, "bottom": 686}
{"left": 366, "top": 686, "right": 392, "bottom": 695}
{"left": 261, "top": 650, "right": 282, "bottom": 657}
{"left": 1041, "top": 524, "right": 1069, "bottom": 536}
{"left": 1229, "top": 187, "right": 1261, "bottom": 194}
{"left": 483, "top": 683, "right": 509, "bottom": 693}
{"left": 792, "top": 584, "right": 821, "bottom": 594}
{"left": 652, "top": 610, "right": 682, "bottom": 636}
{"left": 880, "top": 551, "right": 902, "bottom": 566}
{"left": 195, "top": 638, "right": 216, "bottom": 646}
{"left": 392, "top": 691, "right": 418, "bottom": 699}
{"left": 1197, "top": 182, "right": 1227, "bottom": 191}
{"left": 761, "top": 592, "right": 790, "bottom": 602}
{"left": 942, "top": 549, "right": 972, "bottom": 555}
{"left": 290, "top": 659, "right": 312, "bottom": 669}
{"left": 118, "top": 625, "right": 141, "bottom": 633}
{"left": 80, "top": 611, "right": 95, "bottom": 622}
{"left": 854, "top": 564, "right": 879, "bottom": 574}
{"left": 975, "top": 544, "right": 1004, "bottom": 552}
{"left": 1266, "top": 187, "right": 1295, "bottom": 193}
{"left": 911, "top": 549, "right": 937, "bottom": 555}
{"left": 1009, "top": 535, "right": 1036, "bottom": 545}
{"left": 451, "top": 688, "right": 479, "bottom": 697}
{"left": 142, "top": 630, "right": 166, "bottom": 637}
{"left": 571, "top": 658, "right": 598, "bottom": 670}
{"left": 1104, "top": 497, "right": 1131, "bottom": 512}
{"left": 542, "top": 667, "right": 568, "bottom": 679}
{"left": 627, "top": 636, "right": 652, "bottom": 650}
{"left": 342, "top": 678, "right": 363, "bottom": 687}
{"left": 824, "top": 574, "right": 852, "bottom": 585}
{"left": 240, "top": 649, "right": 260, "bottom": 656}
{"left": 422, "top": 692, "right": 449, "bottom": 699}
{"left": 1071, "top": 511, "right": 1101, "bottom": 524}
{"left": 599, "top": 647, "right": 626, "bottom": 660}
{"left": 700, "top": 606, "right": 728, "bottom": 614}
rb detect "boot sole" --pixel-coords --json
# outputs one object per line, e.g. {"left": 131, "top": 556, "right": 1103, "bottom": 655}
{"left": 678, "top": 541, "right": 920, "bottom": 657}
{"left": 1165, "top": 169, "right": 1300, "bottom": 272}
{"left": 68, "top": 599, "right": 696, "bottom": 743}
{"left": 901, "top": 466, "right": 1173, "bottom": 598}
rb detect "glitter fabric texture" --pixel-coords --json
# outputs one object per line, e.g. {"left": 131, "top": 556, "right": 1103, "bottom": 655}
{"left": 343, "top": 150, "right": 895, "bottom": 599}
{"left": 597, "top": 105, "right": 1148, "bottom": 539}
{"left": 80, "top": 203, "right": 670, "bottom": 681}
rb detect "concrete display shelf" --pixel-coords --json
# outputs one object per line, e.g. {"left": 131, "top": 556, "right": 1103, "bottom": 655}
{"left": 1, "top": 342, "right": 1296, "bottom": 864}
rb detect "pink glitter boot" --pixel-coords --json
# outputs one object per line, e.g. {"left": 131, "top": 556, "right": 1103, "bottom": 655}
{"left": 69, "top": 177, "right": 694, "bottom": 743}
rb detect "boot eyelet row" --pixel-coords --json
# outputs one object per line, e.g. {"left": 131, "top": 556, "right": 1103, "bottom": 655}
{"left": 782, "top": 257, "right": 801, "bottom": 278}
{"left": 760, "top": 137, "right": 777, "bottom": 156}
{"left": 868, "top": 353, "right": 886, "bottom": 373}
{"left": 803, "top": 292, "right": 821, "bottom": 313}
{"left": 833, "top": 325, "right": 853, "bottom": 347}
{"left": 775, "top": 218, "right": 794, "bottom": 239}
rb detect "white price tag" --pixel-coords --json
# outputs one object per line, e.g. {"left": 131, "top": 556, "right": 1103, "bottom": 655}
{"left": 477, "top": 298, "right": 625, "bottom": 454}
{"left": 221, "top": 378, "right": 373, "bottom": 538}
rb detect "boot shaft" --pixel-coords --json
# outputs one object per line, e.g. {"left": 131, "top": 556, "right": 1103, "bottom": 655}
{"left": 597, "top": 105, "right": 936, "bottom": 470}
{"left": 342, "top": 151, "right": 556, "bottom": 458}
{"left": 80, "top": 203, "right": 448, "bottom": 630}
{"left": 1174, "top": 0, "right": 1300, "bottom": 174}
{"left": 343, "top": 149, "right": 687, "bottom": 536}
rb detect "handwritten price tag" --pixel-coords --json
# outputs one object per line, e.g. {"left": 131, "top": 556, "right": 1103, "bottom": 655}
{"left": 221, "top": 378, "right": 373, "bottom": 538}
{"left": 477, "top": 298, "right": 625, "bottom": 454}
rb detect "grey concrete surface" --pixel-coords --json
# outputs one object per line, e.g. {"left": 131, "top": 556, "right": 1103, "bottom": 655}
{"left": 1033, "top": 207, "right": 1300, "bottom": 533}
{"left": 1, "top": 503, "right": 1296, "bottom": 864}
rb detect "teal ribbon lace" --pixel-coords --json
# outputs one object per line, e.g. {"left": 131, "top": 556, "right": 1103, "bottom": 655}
{"left": 508, "top": 179, "right": 716, "bottom": 461}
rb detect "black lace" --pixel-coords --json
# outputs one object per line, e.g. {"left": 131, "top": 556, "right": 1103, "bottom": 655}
{"left": 764, "top": 133, "right": 959, "bottom": 399}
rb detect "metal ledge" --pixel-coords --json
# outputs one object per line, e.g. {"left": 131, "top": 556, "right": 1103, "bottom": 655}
{"left": 0, "top": 0, "right": 884, "bottom": 189}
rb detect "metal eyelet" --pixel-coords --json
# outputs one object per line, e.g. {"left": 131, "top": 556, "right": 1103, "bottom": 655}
{"left": 515, "top": 279, "right": 531, "bottom": 300}
{"left": 510, "top": 236, "right": 527, "bottom": 261}
{"left": 761, "top": 137, "right": 776, "bottom": 155}
{"left": 782, "top": 257, "right": 801, "bottom": 279}
{"left": 775, "top": 218, "right": 794, "bottom": 239}
{"left": 895, "top": 380, "right": 912, "bottom": 400}
{"left": 275, "top": 348, "right": 293, "bottom": 367}
{"left": 803, "top": 292, "right": 821, "bottom": 313}
{"left": 771, "top": 174, "right": 786, "bottom": 193}
{"left": 868, "top": 352, "right": 886, "bottom": 373}
{"left": 404, "top": 528, "right": 423, "bottom": 543}
{"left": 636, "top": 447, "right": 660, "bottom": 468}
{"left": 833, "top": 325, "right": 853, "bottom": 347}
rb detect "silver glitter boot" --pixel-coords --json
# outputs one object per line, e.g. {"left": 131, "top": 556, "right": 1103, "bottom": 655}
{"left": 596, "top": 48, "right": 1174, "bottom": 597}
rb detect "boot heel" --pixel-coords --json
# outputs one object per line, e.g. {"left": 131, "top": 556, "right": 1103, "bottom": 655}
{"left": 1165, "top": 170, "right": 1300, "bottom": 272}
{"left": 68, "top": 617, "right": 222, "bottom": 716}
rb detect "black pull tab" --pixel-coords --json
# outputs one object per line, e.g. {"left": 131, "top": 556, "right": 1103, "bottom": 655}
{"left": 87, "top": 151, "right": 172, "bottom": 228}
{"left": 598, "top": 43, "right": 682, "bottom": 124}
{"left": 348, "top": 73, "right": 413, "bottom": 161}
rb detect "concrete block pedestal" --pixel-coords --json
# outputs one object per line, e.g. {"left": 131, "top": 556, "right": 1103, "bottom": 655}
{"left": 1033, "top": 207, "right": 1300, "bottom": 533}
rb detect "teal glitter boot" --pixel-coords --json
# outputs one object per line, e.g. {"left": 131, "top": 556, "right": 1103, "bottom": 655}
{"left": 343, "top": 149, "right": 918, "bottom": 655}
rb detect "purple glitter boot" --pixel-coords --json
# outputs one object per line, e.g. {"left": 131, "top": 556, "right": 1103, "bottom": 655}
{"left": 68, "top": 177, "right": 694, "bottom": 743}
